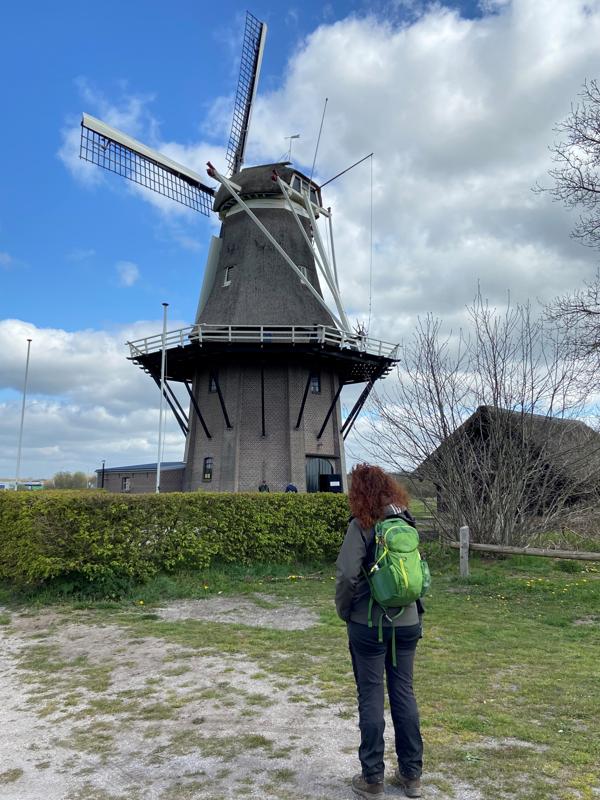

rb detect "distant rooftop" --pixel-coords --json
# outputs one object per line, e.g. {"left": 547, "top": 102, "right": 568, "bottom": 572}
{"left": 95, "top": 462, "right": 186, "bottom": 474}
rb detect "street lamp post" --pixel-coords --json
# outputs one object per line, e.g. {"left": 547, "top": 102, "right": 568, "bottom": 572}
{"left": 15, "top": 338, "right": 32, "bottom": 491}
{"left": 156, "top": 302, "right": 169, "bottom": 494}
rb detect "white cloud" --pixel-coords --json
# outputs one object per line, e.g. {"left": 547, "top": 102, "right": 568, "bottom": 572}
{"left": 0, "top": 251, "right": 13, "bottom": 267}
{"left": 0, "top": 319, "right": 188, "bottom": 478}
{"left": 67, "top": 248, "right": 96, "bottom": 262}
{"left": 73, "top": 77, "right": 158, "bottom": 138}
{"left": 116, "top": 260, "right": 140, "bottom": 287}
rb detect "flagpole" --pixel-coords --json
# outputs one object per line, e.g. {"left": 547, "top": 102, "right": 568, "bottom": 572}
{"left": 15, "top": 338, "right": 32, "bottom": 491}
{"left": 155, "top": 303, "right": 168, "bottom": 493}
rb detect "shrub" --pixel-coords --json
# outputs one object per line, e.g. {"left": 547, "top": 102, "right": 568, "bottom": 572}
{"left": 0, "top": 491, "right": 350, "bottom": 589}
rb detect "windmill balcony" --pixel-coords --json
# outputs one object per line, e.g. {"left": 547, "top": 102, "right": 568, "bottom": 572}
{"left": 127, "top": 323, "right": 399, "bottom": 360}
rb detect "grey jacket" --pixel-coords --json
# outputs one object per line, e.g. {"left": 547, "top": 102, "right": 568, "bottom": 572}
{"left": 335, "top": 504, "right": 419, "bottom": 627}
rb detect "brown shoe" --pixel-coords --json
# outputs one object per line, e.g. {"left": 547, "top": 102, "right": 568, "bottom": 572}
{"left": 394, "top": 768, "right": 422, "bottom": 797}
{"left": 351, "top": 773, "right": 385, "bottom": 798}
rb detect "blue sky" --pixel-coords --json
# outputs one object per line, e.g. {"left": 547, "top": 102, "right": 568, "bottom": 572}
{"left": 2, "top": 0, "right": 600, "bottom": 479}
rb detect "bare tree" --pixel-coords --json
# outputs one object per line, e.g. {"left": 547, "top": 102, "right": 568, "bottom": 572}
{"left": 541, "top": 79, "right": 600, "bottom": 249}
{"left": 359, "top": 292, "right": 598, "bottom": 545}
{"left": 537, "top": 81, "right": 600, "bottom": 369}
{"left": 545, "top": 269, "right": 600, "bottom": 371}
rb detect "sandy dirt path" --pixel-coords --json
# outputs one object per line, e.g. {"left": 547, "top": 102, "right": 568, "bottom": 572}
{"left": 0, "top": 599, "right": 481, "bottom": 800}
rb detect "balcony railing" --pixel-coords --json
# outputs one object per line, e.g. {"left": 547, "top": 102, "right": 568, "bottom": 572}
{"left": 127, "top": 324, "right": 399, "bottom": 360}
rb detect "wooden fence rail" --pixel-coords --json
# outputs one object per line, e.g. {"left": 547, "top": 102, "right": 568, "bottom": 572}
{"left": 449, "top": 525, "right": 600, "bottom": 577}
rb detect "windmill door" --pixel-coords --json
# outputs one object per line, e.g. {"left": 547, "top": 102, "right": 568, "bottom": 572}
{"left": 305, "top": 457, "right": 334, "bottom": 493}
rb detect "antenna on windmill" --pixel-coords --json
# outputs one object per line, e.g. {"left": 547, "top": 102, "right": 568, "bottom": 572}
{"left": 309, "top": 97, "right": 328, "bottom": 181}
{"left": 225, "top": 12, "right": 268, "bottom": 175}
{"left": 285, "top": 134, "right": 300, "bottom": 161}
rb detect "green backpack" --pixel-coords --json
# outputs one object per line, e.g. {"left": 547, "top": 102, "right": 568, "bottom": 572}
{"left": 363, "top": 515, "right": 431, "bottom": 665}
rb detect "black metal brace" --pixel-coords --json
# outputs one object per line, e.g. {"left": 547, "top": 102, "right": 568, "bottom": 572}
{"left": 261, "top": 365, "right": 266, "bottom": 437}
{"left": 165, "top": 380, "right": 189, "bottom": 428}
{"left": 210, "top": 371, "right": 233, "bottom": 429}
{"left": 295, "top": 372, "right": 312, "bottom": 430}
{"left": 150, "top": 375, "right": 189, "bottom": 436}
{"left": 341, "top": 380, "right": 375, "bottom": 440}
{"left": 184, "top": 381, "right": 212, "bottom": 439}
{"left": 317, "top": 379, "right": 345, "bottom": 440}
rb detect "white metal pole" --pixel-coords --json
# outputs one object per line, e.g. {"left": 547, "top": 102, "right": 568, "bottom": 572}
{"left": 304, "top": 191, "right": 351, "bottom": 331}
{"left": 15, "top": 338, "right": 32, "bottom": 491}
{"left": 277, "top": 177, "right": 337, "bottom": 296}
{"left": 327, "top": 210, "right": 340, "bottom": 291}
{"left": 155, "top": 303, "right": 168, "bottom": 494}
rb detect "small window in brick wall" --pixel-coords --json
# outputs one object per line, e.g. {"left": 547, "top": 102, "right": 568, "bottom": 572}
{"left": 209, "top": 373, "right": 218, "bottom": 393}
{"left": 121, "top": 476, "right": 131, "bottom": 492}
{"left": 203, "top": 457, "right": 213, "bottom": 481}
{"left": 223, "top": 265, "right": 234, "bottom": 286}
{"left": 310, "top": 373, "right": 321, "bottom": 394}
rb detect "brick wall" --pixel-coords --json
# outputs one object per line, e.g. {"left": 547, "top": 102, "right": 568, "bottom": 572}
{"left": 184, "top": 361, "right": 345, "bottom": 492}
{"left": 102, "top": 468, "right": 184, "bottom": 494}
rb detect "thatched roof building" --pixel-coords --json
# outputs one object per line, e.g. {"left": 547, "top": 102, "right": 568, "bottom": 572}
{"left": 416, "top": 406, "right": 600, "bottom": 511}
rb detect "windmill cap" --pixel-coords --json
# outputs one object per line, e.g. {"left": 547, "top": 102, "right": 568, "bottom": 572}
{"left": 213, "top": 163, "right": 318, "bottom": 212}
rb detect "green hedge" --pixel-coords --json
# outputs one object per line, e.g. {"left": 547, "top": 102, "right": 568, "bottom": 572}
{"left": 0, "top": 491, "right": 349, "bottom": 589}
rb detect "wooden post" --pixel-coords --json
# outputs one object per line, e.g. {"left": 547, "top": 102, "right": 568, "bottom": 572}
{"left": 459, "top": 525, "right": 470, "bottom": 578}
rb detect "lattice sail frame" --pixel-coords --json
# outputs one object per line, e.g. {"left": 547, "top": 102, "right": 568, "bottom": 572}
{"left": 80, "top": 118, "right": 214, "bottom": 216}
{"left": 225, "top": 12, "right": 267, "bottom": 175}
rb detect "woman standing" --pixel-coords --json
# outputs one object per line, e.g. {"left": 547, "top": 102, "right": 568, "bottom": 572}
{"left": 335, "top": 464, "right": 423, "bottom": 799}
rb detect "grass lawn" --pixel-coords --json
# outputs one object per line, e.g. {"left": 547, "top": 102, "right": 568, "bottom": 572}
{"left": 1, "top": 546, "right": 599, "bottom": 799}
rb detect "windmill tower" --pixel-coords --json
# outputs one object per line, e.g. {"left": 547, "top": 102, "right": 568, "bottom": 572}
{"left": 79, "top": 12, "right": 398, "bottom": 493}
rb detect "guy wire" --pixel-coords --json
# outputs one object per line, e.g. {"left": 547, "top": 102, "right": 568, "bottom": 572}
{"left": 310, "top": 98, "right": 328, "bottom": 182}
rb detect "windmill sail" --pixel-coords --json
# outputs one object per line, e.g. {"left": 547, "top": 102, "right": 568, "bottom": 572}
{"left": 225, "top": 12, "right": 267, "bottom": 175}
{"left": 80, "top": 114, "right": 215, "bottom": 215}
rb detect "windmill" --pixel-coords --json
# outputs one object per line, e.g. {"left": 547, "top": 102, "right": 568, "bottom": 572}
{"left": 79, "top": 12, "right": 398, "bottom": 493}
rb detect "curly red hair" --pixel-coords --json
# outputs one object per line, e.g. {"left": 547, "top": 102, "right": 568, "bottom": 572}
{"left": 348, "top": 463, "right": 409, "bottom": 528}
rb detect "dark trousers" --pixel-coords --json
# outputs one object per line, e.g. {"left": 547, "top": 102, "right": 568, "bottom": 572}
{"left": 348, "top": 621, "right": 423, "bottom": 783}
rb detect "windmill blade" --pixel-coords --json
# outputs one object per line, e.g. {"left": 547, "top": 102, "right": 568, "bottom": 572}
{"left": 225, "top": 12, "right": 267, "bottom": 175}
{"left": 80, "top": 114, "right": 215, "bottom": 215}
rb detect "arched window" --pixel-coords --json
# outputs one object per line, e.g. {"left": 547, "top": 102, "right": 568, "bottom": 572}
{"left": 203, "top": 457, "right": 213, "bottom": 481}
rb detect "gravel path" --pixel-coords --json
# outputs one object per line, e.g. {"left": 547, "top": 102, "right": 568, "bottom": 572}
{"left": 0, "top": 599, "right": 482, "bottom": 800}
